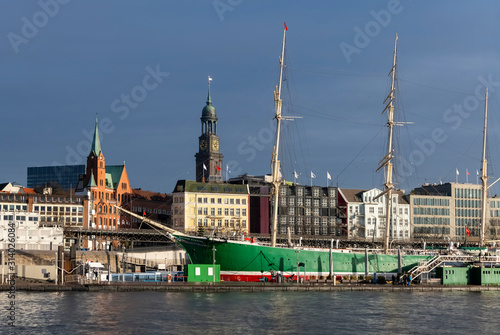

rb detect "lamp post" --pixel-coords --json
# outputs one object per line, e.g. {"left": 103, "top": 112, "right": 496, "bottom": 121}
{"left": 212, "top": 246, "right": 216, "bottom": 285}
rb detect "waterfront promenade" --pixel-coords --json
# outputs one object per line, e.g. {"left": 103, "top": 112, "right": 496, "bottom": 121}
{"left": 3, "top": 281, "right": 500, "bottom": 293}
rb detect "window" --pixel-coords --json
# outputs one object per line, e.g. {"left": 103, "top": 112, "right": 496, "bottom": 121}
{"left": 236, "top": 209, "right": 240, "bottom": 217}
{"left": 242, "top": 199, "right": 246, "bottom": 205}
{"left": 211, "top": 198, "right": 215, "bottom": 204}
{"left": 242, "top": 220, "right": 247, "bottom": 228}
{"left": 230, "top": 209, "right": 234, "bottom": 216}
{"left": 211, "top": 208, "right": 215, "bottom": 216}
{"left": 198, "top": 198, "right": 202, "bottom": 203}
{"left": 224, "top": 219, "right": 229, "bottom": 227}
{"left": 203, "top": 198, "right": 208, "bottom": 203}
{"left": 198, "top": 208, "right": 203, "bottom": 215}
{"left": 203, "top": 208, "right": 208, "bottom": 215}
{"left": 224, "top": 209, "right": 229, "bottom": 216}
{"left": 242, "top": 209, "right": 246, "bottom": 216}
{"left": 230, "top": 199, "right": 234, "bottom": 204}
{"left": 369, "top": 207, "right": 374, "bottom": 213}
{"left": 217, "top": 219, "right": 222, "bottom": 227}
{"left": 236, "top": 199, "right": 240, "bottom": 205}
{"left": 217, "top": 208, "right": 222, "bottom": 215}
{"left": 218, "top": 198, "right": 222, "bottom": 204}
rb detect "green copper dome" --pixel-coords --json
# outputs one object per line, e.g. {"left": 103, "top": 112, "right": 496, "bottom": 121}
{"left": 201, "top": 85, "right": 217, "bottom": 120}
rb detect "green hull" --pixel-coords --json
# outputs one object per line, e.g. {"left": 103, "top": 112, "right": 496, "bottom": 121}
{"left": 174, "top": 235, "right": 432, "bottom": 281}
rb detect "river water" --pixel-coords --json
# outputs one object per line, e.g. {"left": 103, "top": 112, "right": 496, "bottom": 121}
{"left": 2, "top": 290, "right": 500, "bottom": 334}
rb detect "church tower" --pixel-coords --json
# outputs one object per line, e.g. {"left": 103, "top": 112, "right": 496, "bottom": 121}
{"left": 86, "top": 117, "right": 106, "bottom": 188}
{"left": 195, "top": 78, "right": 223, "bottom": 182}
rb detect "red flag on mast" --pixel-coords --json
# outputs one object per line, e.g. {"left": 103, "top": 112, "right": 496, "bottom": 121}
{"left": 466, "top": 227, "right": 471, "bottom": 236}
{"left": 284, "top": 22, "right": 288, "bottom": 31}
{"left": 216, "top": 165, "right": 221, "bottom": 171}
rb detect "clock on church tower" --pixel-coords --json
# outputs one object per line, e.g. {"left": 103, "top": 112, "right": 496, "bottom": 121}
{"left": 195, "top": 78, "right": 223, "bottom": 182}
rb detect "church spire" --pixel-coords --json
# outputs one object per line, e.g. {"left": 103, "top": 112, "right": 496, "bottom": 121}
{"left": 207, "top": 76, "right": 212, "bottom": 105}
{"left": 91, "top": 117, "right": 102, "bottom": 156}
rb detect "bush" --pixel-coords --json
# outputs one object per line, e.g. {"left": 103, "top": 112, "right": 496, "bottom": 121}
{"left": 358, "top": 275, "right": 364, "bottom": 280}
{"left": 366, "top": 276, "right": 373, "bottom": 282}
{"left": 377, "top": 276, "right": 387, "bottom": 284}
{"left": 351, "top": 275, "right": 358, "bottom": 281}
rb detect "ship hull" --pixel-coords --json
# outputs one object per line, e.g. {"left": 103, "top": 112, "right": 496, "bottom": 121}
{"left": 174, "top": 235, "right": 432, "bottom": 282}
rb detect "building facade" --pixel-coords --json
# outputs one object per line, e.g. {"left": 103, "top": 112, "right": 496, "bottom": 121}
{"left": 339, "top": 188, "right": 410, "bottom": 241}
{"left": 273, "top": 184, "right": 339, "bottom": 236}
{"left": 171, "top": 180, "right": 249, "bottom": 235}
{"left": 409, "top": 182, "right": 488, "bottom": 242}
{"left": 228, "top": 175, "right": 271, "bottom": 234}
{"left": 125, "top": 189, "right": 172, "bottom": 229}
{"left": 195, "top": 83, "right": 223, "bottom": 183}
{"left": 0, "top": 211, "right": 63, "bottom": 250}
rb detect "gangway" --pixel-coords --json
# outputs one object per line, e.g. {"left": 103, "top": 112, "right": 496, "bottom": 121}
{"left": 408, "top": 255, "right": 475, "bottom": 282}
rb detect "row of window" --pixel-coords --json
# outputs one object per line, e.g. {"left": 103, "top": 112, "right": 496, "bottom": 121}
{"left": 40, "top": 216, "right": 83, "bottom": 223}
{"left": 0, "top": 195, "right": 83, "bottom": 204}
{"left": 455, "top": 227, "right": 478, "bottom": 236}
{"left": 455, "top": 218, "right": 479, "bottom": 227}
{"left": 196, "top": 197, "right": 247, "bottom": 205}
{"left": 197, "top": 218, "right": 247, "bottom": 228}
{"left": 455, "top": 188, "right": 482, "bottom": 199}
{"left": 279, "top": 197, "right": 336, "bottom": 207}
{"left": 413, "top": 227, "right": 450, "bottom": 234}
{"left": 455, "top": 209, "right": 481, "bottom": 218}
{"left": 413, "top": 198, "right": 449, "bottom": 206}
{"left": 366, "top": 229, "right": 409, "bottom": 238}
{"left": 413, "top": 208, "right": 450, "bottom": 216}
{"left": 1, "top": 204, "right": 28, "bottom": 211}
{"left": 2, "top": 215, "right": 39, "bottom": 222}
{"left": 33, "top": 206, "right": 82, "bottom": 213}
{"left": 131, "top": 207, "right": 169, "bottom": 215}
{"left": 278, "top": 216, "right": 336, "bottom": 225}
{"left": 413, "top": 217, "right": 450, "bottom": 225}
{"left": 280, "top": 187, "right": 336, "bottom": 198}
{"left": 196, "top": 207, "right": 247, "bottom": 217}
{"left": 456, "top": 199, "right": 481, "bottom": 208}
{"left": 279, "top": 226, "right": 333, "bottom": 235}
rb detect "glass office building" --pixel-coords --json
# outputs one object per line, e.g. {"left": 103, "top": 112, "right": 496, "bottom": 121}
{"left": 27, "top": 165, "right": 85, "bottom": 190}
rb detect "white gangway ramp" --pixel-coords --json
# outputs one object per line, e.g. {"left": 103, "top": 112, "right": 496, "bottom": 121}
{"left": 408, "top": 255, "right": 475, "bottom": 282}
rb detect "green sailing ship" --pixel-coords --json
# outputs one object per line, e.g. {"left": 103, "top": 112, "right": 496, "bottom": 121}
{"left": 118, "top": 27, "right": 434, "bottom": 282}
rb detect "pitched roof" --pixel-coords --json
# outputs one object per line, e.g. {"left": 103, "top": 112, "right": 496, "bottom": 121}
{"left": 132, "top": 189, "right": 170, "bottom": 201}
{"left": 173, "top": 180, "right": 248, "bottom": 194}
{"left": 393, "top": 189, "right": 409, "bottom": 205}
{"left": 88, "top": 169, "right": 97, "bottom": 187}
{"left": 22, "top": 188, "right": 36, "bottom": 194}
{"left": 105, "top": 165, "right": 125, "bottom": 189}
{"left": 338, "top": 188, "right": 366, "bottom": 203}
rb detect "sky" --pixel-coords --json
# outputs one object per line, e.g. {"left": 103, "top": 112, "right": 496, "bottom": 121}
{"left": 1, "top": 1, "right": 500, "bottom": 195}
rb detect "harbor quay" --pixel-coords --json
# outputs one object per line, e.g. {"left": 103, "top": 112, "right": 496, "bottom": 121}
{"left": 2, "top": 281, "right": 500, "bottom": 293}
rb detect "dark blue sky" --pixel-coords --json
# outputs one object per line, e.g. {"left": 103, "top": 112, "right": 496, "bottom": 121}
{"left": 1, "top": 1, "right": 500, "bottom": 195}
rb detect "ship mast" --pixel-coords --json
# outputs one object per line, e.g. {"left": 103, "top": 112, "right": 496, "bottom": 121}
{"left": 270, "top": 24, "right": 287, "bottom": 248}
{"left": 480, "top": 88, "right": 488, "bottom": 248}
{"left": 376, "top": 34, "right": 398, "bottom": 253}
